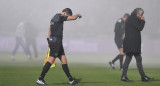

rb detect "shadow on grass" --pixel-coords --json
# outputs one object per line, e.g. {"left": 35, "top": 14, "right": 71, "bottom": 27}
{"left": 80, "top": 81, "right": 106, "bottom": 84}
{"left": 49, "top": 81, "right": 106, "bottom": 85}
{"left": 152, "top": 79, "right": 160, "bottom": 81}
{"left": 49, "top": 82, "right": 68, "bottom": 85}
{"left": 135, "top": 79, "right": 160, "bottom": 82}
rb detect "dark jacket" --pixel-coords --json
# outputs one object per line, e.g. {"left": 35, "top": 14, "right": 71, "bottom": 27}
{"left": 114, "top": 18, "right": 125, "bottom": 39}
{"left": 123, "top": 13, "right": 145, "bottom": 53}
{"left": 114, "top": 18, "right": 125, "bottom": 49}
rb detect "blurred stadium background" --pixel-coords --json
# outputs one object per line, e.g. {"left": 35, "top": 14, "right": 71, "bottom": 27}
{"left": 0, "top": 0, "right": 160, "bottom": 86}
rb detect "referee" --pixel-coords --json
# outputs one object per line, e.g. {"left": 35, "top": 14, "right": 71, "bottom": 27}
{"left": 36, "top": 8, "right": 82, "bottom": 85}
{"left": 109, "top": 13, "right": 129, "bottom": 70}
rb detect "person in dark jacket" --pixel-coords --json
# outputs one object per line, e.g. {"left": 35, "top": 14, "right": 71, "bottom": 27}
{"left": 121, "top": 8, "right": 154, "bottom": 82}
{"left": 109, "top": 13, "right": 129, "bottom": 71}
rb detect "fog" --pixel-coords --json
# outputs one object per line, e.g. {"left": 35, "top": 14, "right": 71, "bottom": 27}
{"left": 0, "top": 0, "right": 160, "bottom": 67}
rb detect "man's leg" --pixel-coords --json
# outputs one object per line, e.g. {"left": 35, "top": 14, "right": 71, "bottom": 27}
{"left": 134, "top": 53, "right": 154, "bottom": 82}
{"left": 122, "top": 53, "right": 133, "bottom": 77}
{"left": 12, "top": 38, "right": 20, "bottom": 56}
{"left": 112, "top": 54, "right": 121, "bottom": 63}
{"left": 37, "top": 37, "right": 61, "bottom": 85}
{"left": 112, "top": 48, "right": 125, "bottom": 63}
{"left": 32, "top": 40, "right": 38, "bottom": 58}
{"left": 134, "top": 54, "right": 145, "bottom": 77}
{"left": 59, "top": 55, "right": 73, "bottom": 81}
{"left": 119, "top": 55, "right": 124, "bottom": 70}
{"left": 121, "top": 53, "right": 133, "bottom": 82}
{"left": 36, "top": 56, "right": 55, "bottom": 85}
{"left": 109, "top": 48, "right": 124, "bottom": 69}
{"left": 119, "top": 48, "right": 125, "bottom": 70}
{"left": 59, "top": 55, "right": 81, "bottom": 85}
{"left": 38, "top": 57, "right": 55, "bottom": 80}
{"left": 25, "top": 40, "right": 32, "bottom": 59}
{"left": 11, "top": 37, "right": 20, "bottom": 61}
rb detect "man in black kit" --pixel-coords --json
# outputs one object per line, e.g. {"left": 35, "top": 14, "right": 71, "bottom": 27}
{"left": 121, "top": 8, "right": 154, "bottom": 82}
{"left": 36, "top": 8, "right": 82, "bottom": 85}
{"left": 109, "top": 13, "right": 129, "bottom": 71}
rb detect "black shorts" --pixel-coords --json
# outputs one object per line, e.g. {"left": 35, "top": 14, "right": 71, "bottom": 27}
{"left": 114, "top": 37, "right": 123, "bottom": 49}
{"left": 48, "top": 37, "right": 65, "bottom": 58}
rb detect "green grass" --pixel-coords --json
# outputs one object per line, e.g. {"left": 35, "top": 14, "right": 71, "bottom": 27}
{"left": 0, "top": 52, "right": 160, "bottom": 86}
{"left": 0, "top": 66, "right": 160, "bottom": 86}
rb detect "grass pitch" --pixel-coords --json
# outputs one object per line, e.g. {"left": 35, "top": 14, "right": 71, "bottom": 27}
{"left": 0, "top": 52, "right": 160, "bottom": 86}
{"left": 1, "top": 66, "right": 160, "bottom": 86}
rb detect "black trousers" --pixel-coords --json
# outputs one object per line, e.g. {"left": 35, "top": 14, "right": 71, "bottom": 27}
{"left": 122, "top": 53, "right": 145, "bottom": 77}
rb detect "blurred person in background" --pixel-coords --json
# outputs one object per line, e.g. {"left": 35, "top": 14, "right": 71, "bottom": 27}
{"left": 36, "top": 8, "right": 82, "bottom": 85}
{"left": 11, "top": 21, "right": 31, "bottom": 61}
{"left": 109, "top": 13, "right": 130, "bottom": 71}
{"left": 121, "top": 8, "right": 154, "bottom": 82}
{"left": 24, "top": 21, "right": 39, "bottom": 60}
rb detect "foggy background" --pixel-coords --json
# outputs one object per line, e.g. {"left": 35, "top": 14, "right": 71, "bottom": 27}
{"left": 0, "top": 0, "right": 160, "bottom": 67}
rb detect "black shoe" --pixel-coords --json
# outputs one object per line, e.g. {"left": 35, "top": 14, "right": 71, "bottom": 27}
{"left": 36, "top": 79, "right": 47, "bottom": 85}
{"left": 142, "top": 76, "right": 154, "bottom": 82}
{"left": 69, "top": 78, "right": 82, "bottom": 85}
{"left": 121, "top": 76, "right": 133, "bottom": 82}
{"left": 109, "top": 61, "right": 115, "bottom": 70}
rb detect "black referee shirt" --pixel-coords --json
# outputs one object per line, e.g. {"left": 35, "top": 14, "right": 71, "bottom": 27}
{"left": 114, "top": 18, "right": 125, "bottom": 38}
{"left": 50, "top": 14, "right": 68, "bottom": 39}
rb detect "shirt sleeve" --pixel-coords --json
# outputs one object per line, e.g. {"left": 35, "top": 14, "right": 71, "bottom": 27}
{"left": 60, "top": 15, "right": 68, "bottom": 21}
{"left": 115, "top": 21, "right": 123, "bottom": 36}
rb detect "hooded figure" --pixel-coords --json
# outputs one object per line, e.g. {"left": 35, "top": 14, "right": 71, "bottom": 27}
{"left": 121, "top": 8, "right": 154, "bottom": 82}
{"left": 123, "top": 8, "right": 145, "bottom": 54}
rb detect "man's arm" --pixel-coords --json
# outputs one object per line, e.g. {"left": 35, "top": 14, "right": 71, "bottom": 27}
{"left": 67, "top": 14, "right": 82, "bottom": 21}
{"left": 128, "top": 16, "right": 145, "bottom": 31}
{"left": 114, "top": 22, "right": 121, "bottom": 34}
{"left": 48, "top": 27, "right": 51, "bottom": 38}
{"left": 133, "top": 20, "right": 145, "bottom": 31}
{"left": 115, "top": 21, "right": 124, "bottom": 39}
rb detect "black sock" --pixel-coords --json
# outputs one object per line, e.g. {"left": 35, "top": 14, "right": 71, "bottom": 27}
{"left": 119, "top": 55, "right": 124, "bottom": 69}
{"left": 39, "top": 62, "right": 51, "bottom": 80}
{"left": 62, "top": 64, "right": 73, "bottom": 81}
{"left": 112, "top": 54, "right": 121, "bottom": 63}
